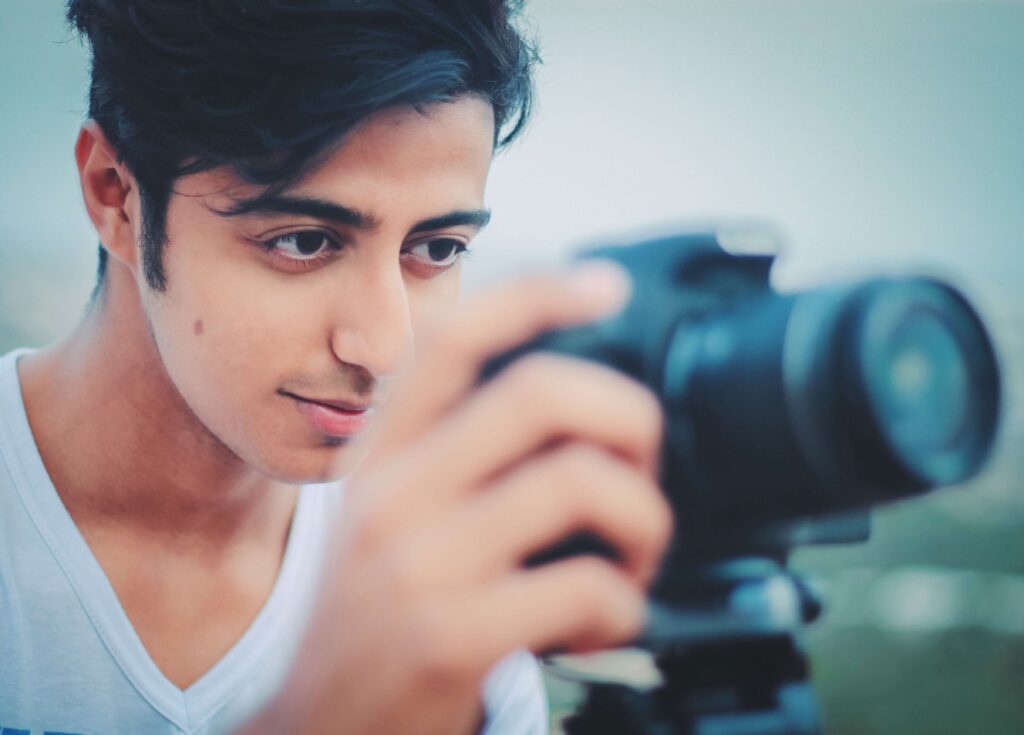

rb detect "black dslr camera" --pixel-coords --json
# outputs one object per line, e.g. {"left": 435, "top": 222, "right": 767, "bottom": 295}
{"left": 486, "top": 227, "right": 1001, "bottom": 735}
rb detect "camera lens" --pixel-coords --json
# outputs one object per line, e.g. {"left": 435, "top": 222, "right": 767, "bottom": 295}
{"left": 875, "top": 308, "right": 968, "bottom": 449}
{"left": 844, "top": 280, "right": 1000, "bottom": 487}
{"left": 658, "top": 276, "right": 1002, "bottom": 526}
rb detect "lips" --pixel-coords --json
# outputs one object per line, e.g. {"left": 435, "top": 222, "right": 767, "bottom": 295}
{"left": 283, "top": 391, "right": 373, "bottom": 437}
{"left": 299, "top": 396, "right": 372, "bottom": 412}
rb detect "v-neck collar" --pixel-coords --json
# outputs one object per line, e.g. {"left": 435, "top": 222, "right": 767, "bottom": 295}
{"left": 0, "top": 348, "right": 321, "bottom": 732}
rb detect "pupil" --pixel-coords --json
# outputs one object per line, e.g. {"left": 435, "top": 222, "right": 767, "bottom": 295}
{"left": 295, "top": 232, "right": 323, "bottom": 255}
{"left": 428, "top": 240, "right": 456, "bottom": 261}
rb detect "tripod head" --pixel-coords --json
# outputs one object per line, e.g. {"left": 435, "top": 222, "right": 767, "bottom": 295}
{"left": 561, "top": 557, "right": 823, "bottom": 735}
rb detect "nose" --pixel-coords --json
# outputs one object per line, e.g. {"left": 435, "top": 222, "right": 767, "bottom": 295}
{"left": 329, "top": 258, "right": 414, "bottom": 380}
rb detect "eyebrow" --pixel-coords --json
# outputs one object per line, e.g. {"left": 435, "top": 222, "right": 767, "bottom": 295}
{"left": 214, "top": 194, "right": 490, "bottom": 234}
{"left": 214, "top": 195, "right": 377, "bottom": 230}
{"left": 411, "top": 209, "right": 491, "bottom": 233}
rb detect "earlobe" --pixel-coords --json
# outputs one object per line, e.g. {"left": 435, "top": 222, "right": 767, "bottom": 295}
{"left": 75, "top": 119, "right": 141, "bottom": 273}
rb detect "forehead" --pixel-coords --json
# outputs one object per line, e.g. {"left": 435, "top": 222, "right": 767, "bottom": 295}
{"left": 331, "top": 96, "right": 496, "bottom": 172}
{"left": 179, "top": 97, "right": 496, "bottom": 215}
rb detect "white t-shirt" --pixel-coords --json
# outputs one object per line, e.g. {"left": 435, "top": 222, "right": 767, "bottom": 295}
{"left": 0, "top": 348, "right": 548, "bottom": 734}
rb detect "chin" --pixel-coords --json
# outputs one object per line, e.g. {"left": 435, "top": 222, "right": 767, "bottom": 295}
{"left": 256, "top": 441, "right": 362, "bottom": 485}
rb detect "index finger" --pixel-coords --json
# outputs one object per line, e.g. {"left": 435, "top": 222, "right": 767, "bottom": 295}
{"left": 360, "top": 261, "right": 632, "bottom": 459}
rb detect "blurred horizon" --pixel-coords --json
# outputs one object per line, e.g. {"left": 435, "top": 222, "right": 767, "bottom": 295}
{"left": 1, "top": 1, "right": 1022, "bottom": 733}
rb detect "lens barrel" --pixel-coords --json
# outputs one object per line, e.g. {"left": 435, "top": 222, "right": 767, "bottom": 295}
{"left": 662, "top": 277, "right": 1001, "bottom": 524}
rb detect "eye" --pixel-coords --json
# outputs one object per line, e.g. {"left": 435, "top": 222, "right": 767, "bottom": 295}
{"left": 264, "top": 231, "right": 339, "bottom": 260}
{"left": 404, "top": 238, "right": 468, "bottom": 268}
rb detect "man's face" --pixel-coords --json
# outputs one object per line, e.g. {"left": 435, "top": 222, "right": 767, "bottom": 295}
{"left": 140, "top": 97, "right": 495, "bottom": 483}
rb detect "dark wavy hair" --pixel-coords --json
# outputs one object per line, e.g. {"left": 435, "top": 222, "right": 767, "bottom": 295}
{"left": 66, "top": 0, "right": 538, "bottom": 292}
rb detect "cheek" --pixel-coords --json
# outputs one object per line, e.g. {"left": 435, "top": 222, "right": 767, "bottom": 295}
{"left": 407, "top": 265, "right": 462, "bottom": 335}
{"left": 145, "top": 238, "right": 324, "bottom": 440}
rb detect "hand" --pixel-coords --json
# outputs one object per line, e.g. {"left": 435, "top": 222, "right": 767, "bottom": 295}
{"left": 253, "top": 263, "right": 673, "bottom": 735}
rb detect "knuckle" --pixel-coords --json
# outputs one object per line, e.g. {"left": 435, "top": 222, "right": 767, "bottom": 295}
{"left": 630, "top": 472, "right": 671, "bottom": 527}
{"left": 628, "top": 478, "right": 673, "bottom": 563}
{"left": 572, "top": 558, "right": 628, "bottom": 607}
{"left": 551, "top": 443, "right": 608, "bottom": 496}
{"left": 345, "top": 459, "right": 424, "bottom": 555}
{"left": 570, "top": 560, "right": 645, "bottom": 639}
{"left": 409, "top": 612, "right": 451, "bottom": 679}
{"left": 423, "top": 317, "right": 470, "bottom": 363}
{"left": 498, "top": 353, "right": 562, "bottom": 411}
{"left": 545, "top": 441, "right": 626, "bottom": 490}
{"left": 520, "top": 273, "right": 568, "bottom": 307}
{"left": 561, "top": 441, "right": 607, "bottom": 471}
{"left": 408, "top": 607, "right": 475, "bottom": 687}
{"left": 650, "top": 488, "right": 674, "bottom": 550}
{"left": 521, "top": 445, "right": 603, "bottom": 520}
{"left": 377, "top": 545, "right": 425, "bottom": 597}
{"left": 348, "top": 504, "right": 394, "bottom": 556}
{"left": 501, "top": 352, "right": 555, "bottom": 389}
{"left": 630, "top": 383, "right": 664, "bottom": 442}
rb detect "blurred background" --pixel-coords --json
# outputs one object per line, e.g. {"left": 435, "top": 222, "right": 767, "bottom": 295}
{"left": 1, "top": 0, "right": 1022, "bottom": 733}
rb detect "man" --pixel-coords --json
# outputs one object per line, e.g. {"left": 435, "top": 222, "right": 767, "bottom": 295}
{"left": 0, "top": 1, "right": 672, "bottom": 733}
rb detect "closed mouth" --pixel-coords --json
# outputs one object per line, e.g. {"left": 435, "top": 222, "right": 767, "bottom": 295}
{"left": 280, "top": 391, "right": 371, "bottom": 412}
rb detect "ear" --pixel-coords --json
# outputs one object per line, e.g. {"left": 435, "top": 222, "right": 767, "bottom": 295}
{"left": 75, "top": 120, "right": 142, "bottom": 274}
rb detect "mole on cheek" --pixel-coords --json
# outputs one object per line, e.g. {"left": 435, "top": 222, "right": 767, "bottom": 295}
{"left": 194, "top": 319, "right": 204, "bottom": 336}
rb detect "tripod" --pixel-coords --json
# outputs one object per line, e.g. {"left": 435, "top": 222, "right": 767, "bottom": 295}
{"left": 560, "top": 558, "right": 824, "bottom": 735}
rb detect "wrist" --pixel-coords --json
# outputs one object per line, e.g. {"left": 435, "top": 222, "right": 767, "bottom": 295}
{"left": 234, "top": 674, "right": 319, "bottom": 735}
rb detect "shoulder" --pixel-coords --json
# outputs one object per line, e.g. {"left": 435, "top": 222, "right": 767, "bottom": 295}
{"left": 481, "top": 649, "right": 549, "bottom": 735}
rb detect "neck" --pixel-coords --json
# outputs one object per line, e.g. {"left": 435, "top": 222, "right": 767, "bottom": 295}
{"left": 17, "top": 269, "right": 298, "bottom": 552}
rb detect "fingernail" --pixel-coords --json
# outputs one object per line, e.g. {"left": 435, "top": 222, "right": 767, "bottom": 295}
{"left": 564, "top": 260, "right": 633, "bottom": 311}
